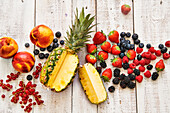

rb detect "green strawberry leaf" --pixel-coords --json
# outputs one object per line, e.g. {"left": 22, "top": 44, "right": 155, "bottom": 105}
{"left": 101, "top": 76, "right": 109, "bottom": 82}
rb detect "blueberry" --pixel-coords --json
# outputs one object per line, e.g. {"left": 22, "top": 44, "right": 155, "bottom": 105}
{"left": 134, "top": 39, "right": 140, "bottom": 44}
{"left": 146, "top": 44, "right": 151, "bottom": 49}
{"left": 108, "top": 86, "right": 115, "bottom": 93}
{"left": 130, "top": 44, "right": 135, "bottom": 50}
{"left": 158, "top": 44, "right": 164, "bottom": 49}
{"left": 137, "top": 54, "right": 142, "bottom": 61}
{"left": 139, "top": 43, "right": 144, "bottom": 48}
{"left": 119, "top": 53, "right": 125, "bottom": 58}
{"left": 47, "top": 45, "right": 53, "bottom": 52}
{"left": 125, "top": 44, "right": 131, "bottom": 50}
{"left": 60, "top": 40, "right": 65, "bottom": 45}
{"left": 121, "top": 43, "right": 126, "bottom": 48}
{"left": 126, "top": 32, "right": 131, "bottom": 37}
{"left": 39, "top": 53, "right": 45, "bottom": 59}
{"left": 33, "top": 49, "right": 39, "bottom": 55}
{"left": 147, "top": 64, "right": 153, "bottom": 70}
{"left": 40, "top": 48, "right": 46, "bottom": 51}
{"left": 120, "top": 47, "right": 126, "bottom": 52}
{"left": 132, "top": 33, "right": 138, "bottom": 40}
{"left": 117, "top": 43, "right": 121, "bottom": 47}
{"left": 55, "top": 31, "right": 61, "bottom": 38}
{"left": 120, "top": 40, "right": 125, "bottom": 45}
{"left": 53, "top": 38, "right": 58, "bottom": 43}
{"left": 120, "top": 37, "right": 125, "bottom": 41}
{"left": 26, "top": 75, "right": 33, "bottom": 81}
{"left": 125, "top": 40, "right": 131, "bottom": 44}
{"left": 25, "top": 43, "right": 30, "bottom": 48}
{"left": 44, "top": 53, "right": 49, "bottom": 59}
{"left": 120, "top": 32, "right": 126, "bottom": 37}
{"left": 161, "top": 47, "right": 167, "bottom": 53}
{"left": 53, "top": 43, "right": 59, "bottom": 48}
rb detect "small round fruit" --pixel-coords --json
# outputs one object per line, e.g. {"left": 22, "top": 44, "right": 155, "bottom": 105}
{"left": 44, "top": 53, "right": 49, "bottom": 58}
{"left": 120, "top": 47, "right": 126, "bottom": 53}
{"left": 122, "top": 63, "right": 129, "bottom": 70}
{"left": 126, "top": 32, "right": 131, "bottom": 37}
{"left": 40, "top": 48, "right": 46, "bottom": 51}
{"left": 47, "top": 45, "right": 53, "bottom": 52}
{"left": 100, "top": 61, "right": 107, "bottom": 68}
{"left": 33, "top": 49, "right": 39, "bottom": 55}
{"left": 25, "top": 43, "right": 30, "bottom": 48}
{"left": 130, "top": 44, "right": 135, "bottom": 50}
{"left": 146, "top": 44, "right": 151, "bottom": 49}
{"left": 161, "top": 47, "right": 167, "bottom": 53}
{"left": 39, "top": 53, "right": 45, "bottom": 59}
{"left": 125, "top": 44, "right": 131, "bottom": 50}
{"left": 108, "top": 86, "right": 115, "bottom": 93}
{"left": 60, "top": 40, "right": 65, "bottom": 45}
{"left": 53, "top": 43, "right": 59, "bottom": 48}
{"left": 96, "top": 67, "right": 102, "bottom": 74}
{"left": 112, "top": 78, "right": 120, "bottom": 84}
{"left": 120, "top": 32, "right": 126, "bottom": 37}
{"left": 119, "top": 52, "right": 125, "bottom": 58}
{"left": 139, "top": 43, "right": 144, "bottom": 48}
{"left": 53, "top": 38, "right": 58, "bottom": 43}
{"left": 151, "top": 72, "right": 159, "bottom": 80}
{"left": 132, "top": 33, "right": 138, "bottom": 40}
{"left": 12, "top": 52, "right": 35, "bottom": 73}
{"left": 27, "top": 75, "right": 33, "bottom": 81}
{"left": 1, "top": 94, "right": 5, "bottom": 98}
{"left": 137, "top": 54, "right": 142, "bottom": 61}
{"left": 120, "top": 37, "right": 125, "bottom": 41}
{"left": 55, "top": 31, "right": 61, "bottom": 38}
{"left": 125, "top": 40, "right": 131, "bottom": 44}
{"left": 134, "top": 39, "right": 140, "bottom": 44}
{"left": 147, "top": 64, "right": 153, "bottom": 70}
{"left": 158, "top": 44, "right": 164, "bottom": 49}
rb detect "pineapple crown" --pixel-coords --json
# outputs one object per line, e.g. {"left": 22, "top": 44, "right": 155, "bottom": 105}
{"left": 65, "top": 8, "right": 96, "bottom": 53}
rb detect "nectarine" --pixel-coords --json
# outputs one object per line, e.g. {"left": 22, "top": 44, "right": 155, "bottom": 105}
{"left": 30, "top": 25, "right": 54, "bottom": 48}
{"left": 0, "top": 37, "right": 18, "bottom": 59}
{"left": 12, "top": 51, "right": 35, "bottom": 73}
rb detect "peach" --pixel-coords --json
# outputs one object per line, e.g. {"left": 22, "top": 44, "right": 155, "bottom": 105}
{"left": 0, "top": 37, "right": 18, "bottom": 59}
{"left": 12, "top": 51, "right": 35, "bottom": 73}
{"left": 30, "top": 25, "right": 54, "bottom": 48}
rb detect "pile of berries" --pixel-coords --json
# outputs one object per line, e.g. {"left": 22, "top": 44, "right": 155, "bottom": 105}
{"left": 0, "top": 79, "right": 13, "bottom": 91}
{"left": 32, "top": 63, "right": 42, "bottom": 79}
{"left": 6, "top": 72, "right": 21, "bottom": 82}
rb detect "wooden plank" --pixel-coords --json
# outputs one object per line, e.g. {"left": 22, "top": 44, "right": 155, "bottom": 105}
{"left": 134, "top": 0, "right": 170, "bottom": 112}
{"left": 97, "top": 0, "right": 136, "bottom": 113}
{"left": 0, "top": 0, "right": 35, "bottom": 113}
{"left": 72, "top": 1, "right": 98, "bottom": 113}
{"left": 33, "top": 0, "right": 72, "bottom": 113}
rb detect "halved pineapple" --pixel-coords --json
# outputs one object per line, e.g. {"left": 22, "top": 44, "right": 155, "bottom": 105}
{"left": 78, "top": 63, "right": 107, "bottom": 104}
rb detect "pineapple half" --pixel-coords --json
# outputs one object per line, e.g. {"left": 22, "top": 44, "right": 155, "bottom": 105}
{"left": 78, "top": 63, "right": 107, "bottom": 104}
{"left": 40, "top": 8, "right": 95, "bottom": 92}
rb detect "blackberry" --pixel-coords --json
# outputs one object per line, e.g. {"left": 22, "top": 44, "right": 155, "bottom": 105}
{"left": 146, "top": 44, "right": 151, "bottom": 49}
{"left": 161, "top": 47, "right": 167, "bottom": 53}
{"left": 26, "top": 75, "right": 33, "bottom": 81}
{"left": 139, "top": 43, "right": 144, "bottom": 48}
{"left": 108, "top": 86, "right": 115, "bottom": 93}
{"left": 25, "top": 43, "right": 30, "bottom": 48}
{"left": 158, "top": 44, "right": 164, "bottom": 49}
{"left": 133, "top": 69, "right": 140, "bottom": 75}
{"left": 119, "top": 73, "right": 125, "bottom": 80}
{"left": 44, "top": 53, "right": 49, "bottom": 59}
{"left": 112, "top": 78, "right": 120, "bottom": 84}
{"left": 151, "top": 72, "right": 159, "bottom": 80}
{"left": 134, "top": 39, "right": 140, "bottom": 44}
{"left": 120, "top": 80, "right": 126, "bottom": 89}
{"left": 122, "top": 63, "right": 129, "bottom": 70}
{"left": 124, "top": 76, "right": 130, "bottom": 84}
{"left": 33, "top": 49, "right": 39, "bottom": 55}
{"left": 119, "top": 52, "right": 125, "bottom": 58}
{"left": 147, "top": 64, "right": 153, "bottom": 70}
{"left": 128, "top": 74, "right": 136, "bottom": 80}
{"left": 132, "top": 33, "right": 138, "bottom": 40}
{"left": 53, "top": 38, "right": 58, "bottom": 43}
{"left": 100, "top": 61, "right": 107, "bottom": 68}
{"left": 96, "top": 67, "right": 102, "bottom": 74}
{"left": 137, "top": 54, "right": 142, "bottom": 61}
{"left": 60, "top": 40, "right": 65, "bottom": 45}
{"left": 47, "top": 45, "right": 53, "bottom": 52}
{"left": 120, "top": 32, "right": 126, "bottom": 37}
{"left": 126, "top": 32, "right": 131, "bottom": 37}
{"left": 127, "top": 81, "right": 136, "bottom": 89}
{"left": 130, "top": 44, "right": 135, "bottom": 50}
{"left": 55, "top": 31, "right": 61, "bottom": 38}
{"left": 39, "top": 53, "right": 45, "bottom": 59}
{"left": 114, "top": 68, "right": 120, "bottom": 77}
{"left": 53, "top": 43, "right": 59, "bottom": 48}
{"left": 40, "top": 48, "right": 46, "bottom": 51}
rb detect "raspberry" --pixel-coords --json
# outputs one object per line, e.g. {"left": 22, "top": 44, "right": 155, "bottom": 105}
{"left": 144, "top": 58, "right": 150, "bottom": 65}
{"left": 140, "top": 59, "right": 145, "bottom": 66}
{"left": 136, "top": 47, "right": 143, "bottom": 54}
{"left": 150, "top": 54, "right": 156, "bottom": 60}
{"left": 145, "top": 52, "right": 151, "bottom": 59}
{"left": 122, "top": 63, "right": 129, "bottom": 70}
{"left": 112, "top": 78, "right": 120, "bottom": 84}
{"left": 147, "top": 64, "right": 153, "bottom": 70}
{"left": 128, "top": 74, "right": 136, "bottom": 80}
{"left": 133, "top": 59, "right": 140, "bottom": 66}
{"left": 127, "top": 81, "right": 136, "bottom": 89}
{"left": 122, "top": 56, "right": 129, "bottom": 63}
{"left": 113, "top": 68, "right": 120, "bottom": 77}
{"left": 127, "top": 68, "right": 133, "bottom": 74}
{"left": 133, "top": 69, "right": 140, "bottom": 76}
{"left": 108, "top": 86, "right": 115, "bottom": 93}
{"left": 119, "top": 73, "right": 125, "bottom": 80}
{"left": 141, "top": 52, "right": 146, "bottom": 58}
{"left": 165, "top": 41, "right": 170, "bottom": 47}
{"left": 163, "top": 53, "right": 170, "bottom": 59}
{"left": 155, "top": 50, "right": 161, "bottom": 56}
{"left": 144, "top": 70, "right": 151, "bottom": 78}
{"left": 129, "top": 63, "right": 136, "bottom": 69}
{"left": 120, "top": 80, "right": 126, "bottom": 89}
{"left": 138, "top": 66, "right": 145, "bottom": 72}
{"left": 151, "top": 72, "right": 159, "bottom": 80}
{"left": 148, "top": 47, "right": 156, "bottom": 53}
{"left": 135, "top": 75, "right": 143, "bottom": 83}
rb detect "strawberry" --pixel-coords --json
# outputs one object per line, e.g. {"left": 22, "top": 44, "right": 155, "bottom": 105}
{"left": 127, "top": 50, "right": 136, "bottom": 60}
{"left": 155, "top": 59, "right": 165, "bottom": 71}
{"left": 165, "top": 40, "right": 170, "bottom": 47}
{"left": 127, "top": 68, "right": 133, "bottom": 74}
{"left": 98, "top": 51, "right": 108, "bottom": 61}
{"left": 122, "top": 56, "right": 129, "bottom": 63}
{"left": 108, "top": 48, "right": 112, "bottom": 53}
{"left": 102, "top": 68, "right": 112, "bottom": 82}
{"left": 108, "top": 30, "right": 119, "bottom": 43}
{"left": 85, "top": 54, "right": 97, "bottom": 65}
{"left": 144, "top": 70, "right": 151, "bottom": 78}
{"left": 111, "top": 45, "right": 121, "bottom": 55}
{"left": 93, "top": 31, "right": 106, "bottom": 45}
{"left": 129, "top": 63, "right": 136, "bottom": 69}
{"left": 144, "top": 58, "right": 150, "bottom": 65}
{"left": 139, "top": 59, "right": 145, "bottom": 66}
{"left": 150, "top": 54, "right": 156, "bottom": 60}
{"left": 136, "top": 47, "right": 143, "bottom": 54}
{"left": 136, "top": 75, "right": 143, "bottom": 83}
{"left": 155, "top": 50, "right": 161, "bottom": 56}
{"left": 163, "top": 53, "right": 170, "bottom": 60}
{"left": 101, "top": 41, "right": 111, "bottom": 52}
{"left": 133, "top": 59, "right": 140, "bottom": 66}
{"left": 145, "top": 51, "right": 151, "bottom": 59}
{"left": 121, "top": 4, "right": 131, "bottom": 15}
{"left": 111, "top": 57, "right": 122, "bottom": 68}
{"left": 86, "top": 44, "right": 97, "bottom": 54}
{"left": 138, "top": 66, "right": 145, "bottom": 72}
{"left": 148, "top": 47, "right": 156, "bottom": 53}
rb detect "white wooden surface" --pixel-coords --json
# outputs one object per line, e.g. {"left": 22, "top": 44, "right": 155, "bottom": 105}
{"left": 0, "top": 0, "right": 169, "bottom": 113}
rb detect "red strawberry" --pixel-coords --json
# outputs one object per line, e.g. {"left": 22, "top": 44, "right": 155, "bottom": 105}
{"left": 136, "top": 75, "right": 143, "bottom": 83}
{"left": 85, "top": 54, "right": 97, "bottom": 65}
{"left": 98, "top": 51, "right": 108, "bottom": 61}
{"left": 140, "top": 59, "right": 145, "bottom": 66}
{"left": 129, "top": 63, "right": 136, "bottom": 69}
{"left": 144, "top": 58, "right": 151, "bottom": 65}
{"left": 150, "top": 54, "right": 156, "bottom": 60}
{"left": 101, "top": 41, "right": 111, "bottom": 52}
{"left": 141, "top": 52, "right": 146, "bottom": 58}
{"left": 111, "top": 57, "right": 122, "bottom": 68}
{"left": 111, "top": 45, "right": 121, "bottom": 55}
{"left": 127, "top": 50, "right": 136, "bottom": 60}
{"left": 144, "top": 70, "right": 151, "bottom": 78}
{"left": 138, "top": 66, "right": 145, "bottom": 72}
{"left": 165, "top": 40, "right": 170, "bottom": 47}
{"left": 145, "top": 52, "right": 151, "bottom": 59}
{"left": 155, "top": 50, "right": 161, "bottom": 56}
{"left": 155, "top": 59, "right": 165, "bottom": 71}
{"left": 102, "top": 68, "right": 112, "bottom": 82}
{"left": 122, "top": 56, "right": 129, "bottom": 63}
{"left": 136, "top": 47, "right": 143, "bottom": 54}
{"left": 148, "top": 47, "right": 155, "bottom": 53}
{"left": 86, "top": 44, "right": 97, "bottom": 54}
{"left": 133, "top": 59, "right": 140, "bottom": 66}
{"left": 108, "top": 30, "right": 119, "bottom": 43}
{"left": 93, "top": 31, "right": 106, "bottom": 45}
{"left": 163, "top": 53, "right": 170, "bottom": 60}
{"left": 121, "top": 4, "right": 131, "bottom": 15}
{"left": 127, "top": 68, "right": 133, "bottom": 74}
